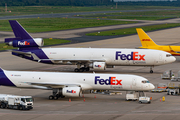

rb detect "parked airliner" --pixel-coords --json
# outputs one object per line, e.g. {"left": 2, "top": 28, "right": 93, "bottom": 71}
{"left": 0, "top": 68, "right": 155, "bottom": 100}
{"left": 5, "top": 20, "right": 176, "bottom": 73}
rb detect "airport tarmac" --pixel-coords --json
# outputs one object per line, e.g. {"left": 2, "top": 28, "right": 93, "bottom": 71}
{"left": 0, "top": 27, "right": 180, "bottom": 120}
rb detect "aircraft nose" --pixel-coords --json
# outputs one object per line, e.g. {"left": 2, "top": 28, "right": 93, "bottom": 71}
{"left": 171, "top": 56, "right": 176, "bottom": 62}
{"left": 166, "top": 56, "right": 176, "bottom": 63}
{"left": 150, "top": 83, "right": 155, "bottom": 90}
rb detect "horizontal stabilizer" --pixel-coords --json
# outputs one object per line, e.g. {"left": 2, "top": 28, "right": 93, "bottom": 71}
{"left": 12, "top": 50, "right": 32, "bottom": 56}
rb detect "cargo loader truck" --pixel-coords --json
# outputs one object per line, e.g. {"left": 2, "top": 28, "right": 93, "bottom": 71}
{"left": 0, "top": 94, "right": 33, "bottom": 110}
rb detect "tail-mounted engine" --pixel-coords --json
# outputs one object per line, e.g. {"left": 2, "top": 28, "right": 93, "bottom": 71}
{"left": 5, "top": 38, "right": 44, "bottom": 48}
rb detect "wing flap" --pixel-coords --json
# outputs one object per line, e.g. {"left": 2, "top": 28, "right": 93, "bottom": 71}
{"left": 24, "top": 82, "right": 81, "bottom": 89}
{"left": 38, "top": 59, "right": 105, "bottom": 63}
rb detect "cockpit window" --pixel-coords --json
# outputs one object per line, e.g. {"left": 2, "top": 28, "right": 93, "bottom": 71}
{"left": 166, "top": 54, "right": 171, "bottom": 57}
{"left": 142, "top": 80, "right": 150, "bottom": 83}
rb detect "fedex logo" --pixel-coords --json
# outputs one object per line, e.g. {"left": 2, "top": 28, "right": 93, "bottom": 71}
{"left": 18, "top": 41, "right": 30, "bottom": 46}
{"left": 95, "top": 76, "right": 122, "bottom": 85}
{"left": 95, "top": 65, "right": 101, "bottom": 67}
{"left": 115, "top": 51, "right": 145, "bottom": 61}
{"left": 66, "top": 90, "right": 76, "bottom": 93}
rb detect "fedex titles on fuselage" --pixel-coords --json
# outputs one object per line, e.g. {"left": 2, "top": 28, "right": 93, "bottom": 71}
{"left": 95, "top": 76, "right": 122, "bottom": 85}
{"left": 116, "top": 51, "right": 145, "bottom": 61}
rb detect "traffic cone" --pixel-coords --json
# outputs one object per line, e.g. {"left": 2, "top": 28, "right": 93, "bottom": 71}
{"left": 69, "top": 98, "right": 71, "bottom": 102}
{"left": 82, "top": 94, "right": 84, "bottom": 97}
{"left": 160, "top": 98, "right": 161, "bottom": 102}
{"left": 83, "top": 98, "right": 85, "bottom": 102}
{"left": 94, "top": 95, "right": 96, "bottom": 98}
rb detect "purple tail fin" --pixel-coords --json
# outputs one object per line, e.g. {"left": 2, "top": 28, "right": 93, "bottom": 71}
{"left": 5, "top": 20, "right": 43, "bottom": 48}
{"left": 5, "top": 20, "right": 33, "bottom": 43}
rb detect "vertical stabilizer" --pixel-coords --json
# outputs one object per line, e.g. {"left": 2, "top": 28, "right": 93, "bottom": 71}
{"left": 136, "top": 28, "right": 158, "bottom": 48}
{"left": 5, "top": 20, "right": 43, "bottom": 48}
{"left": 9, "top": 20, "right": 33, "bottom": 40}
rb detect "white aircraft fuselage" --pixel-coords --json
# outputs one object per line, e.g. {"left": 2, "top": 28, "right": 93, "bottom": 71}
{"left": 6, "top": 20, "right": 176, "bottom": 73}
{"left": 0, "top": 68, "right": 155, "bottom": 99}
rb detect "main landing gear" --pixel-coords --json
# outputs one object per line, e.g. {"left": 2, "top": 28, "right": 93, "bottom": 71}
{"left": 74, "top": 64, "right": 90, "bottom": 72}
{"left": 74, "top": 67, "right": 90, "bottom": 72}
{"left": 49, "top": 89, "right": 65, "bottom": 100}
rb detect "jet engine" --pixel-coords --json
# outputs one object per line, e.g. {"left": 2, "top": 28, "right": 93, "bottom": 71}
{"left": 91, "top": 62, "right": 106, "bottom": 70}
{"left": 62, "top": 87, "right": 82, "bottom": 97}
{"left": 6, "top": 38, "right": 44, "bottom": 48}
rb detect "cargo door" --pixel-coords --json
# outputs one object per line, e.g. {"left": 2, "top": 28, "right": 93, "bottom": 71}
{"left": 158, "top": 54, "right": 164, "bottom": 64}
{"left": 132, "top": 78, "right": 136, "bottom": 86}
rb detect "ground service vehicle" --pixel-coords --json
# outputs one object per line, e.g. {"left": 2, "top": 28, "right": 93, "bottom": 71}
{"left": 0, "top": 94, "right": 33, "bottom": 110}
{"left": 139, "top": 96, "right": 151, "bottom": 104}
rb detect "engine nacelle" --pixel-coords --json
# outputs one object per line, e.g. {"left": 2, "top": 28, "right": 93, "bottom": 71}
{"left": 62, "top": 87, "right": 82, "bottom": 97}
{"left": 7, "top": 38, "right": 44, "bottom": 48}
{"left": 92, "top": 62, "right": 106, "bottom": 70}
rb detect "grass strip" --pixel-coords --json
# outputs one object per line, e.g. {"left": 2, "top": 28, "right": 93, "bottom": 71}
{"left": 0, "top": 18, "right": 135, "bottom": 33}
{"left": 81, "top": 10, "right": 180, "bottom": 20}
{"left": 0, "top": 6, "right": 178, "bottom": 17}
{"left": 0, "top": 38, "right": 71, "bottom": 51}
{"left": 43, "top": 38, "right": 71, "bottom": 46}
{"left": 86, "top": 23, "right": 180, "bottom": 36}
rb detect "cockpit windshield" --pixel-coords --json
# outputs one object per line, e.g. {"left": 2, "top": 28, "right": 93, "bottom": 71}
{"left": 166, "top": 54, "right": 172, "bottom": 57}
{"left": 21, "top": 98, "right": 33, "bottom": 102}
{"left": 142, "top": 80, "right": 150, "bottom": 83}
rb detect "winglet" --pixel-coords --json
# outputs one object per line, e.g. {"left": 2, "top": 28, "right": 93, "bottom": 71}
{"left": 136, "top": 28, "right": 158, "bottom": 48}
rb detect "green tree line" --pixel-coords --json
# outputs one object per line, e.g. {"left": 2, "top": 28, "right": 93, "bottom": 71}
{"left": 0, "top": 0, "right": 180, "bottom": 6}
{"left": 0, "top": 0, "right": 112, "bottom": 6}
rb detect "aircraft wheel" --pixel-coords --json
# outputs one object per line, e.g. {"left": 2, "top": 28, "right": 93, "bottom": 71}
{"left": 54, "top": 95, "right": 58, "bottom": 100}
{"left": 86, "top": 67, "right": 90, "bottom": 71}
{"left": 74, "top": 68, "right": 79, "bottom": 72}
{"left": 49, "top": 95, "right": 54, "bottom": 100}
{"left": 150, "top": 70, "right": 153, "bottom": 73}
{"left": 19, "top": 106, "right": 23, "bottom": 110}
{"left": 61, "top": 96, "right": 65, "bottom": 98}
{"left": 79, "top": 68, "right": 84, "bottom": 72}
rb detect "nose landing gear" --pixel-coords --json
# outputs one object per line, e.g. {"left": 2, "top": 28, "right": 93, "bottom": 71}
{"left": 150, "top": 67, "right": 153, "bottom": 73}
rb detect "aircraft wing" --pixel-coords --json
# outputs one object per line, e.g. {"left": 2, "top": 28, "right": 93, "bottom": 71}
{"left": 38, "top": 59, "right": 106, "bottom": 63}
{"left": 12, "top": 50, "right": 40, "bottom": 60}
{"left": 24, "top": 82, "right": 81, "bottom": 89}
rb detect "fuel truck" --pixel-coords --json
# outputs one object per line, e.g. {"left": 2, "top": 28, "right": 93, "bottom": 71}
{"left": 0, "top": 94, "right": 33, "bottom": 110}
